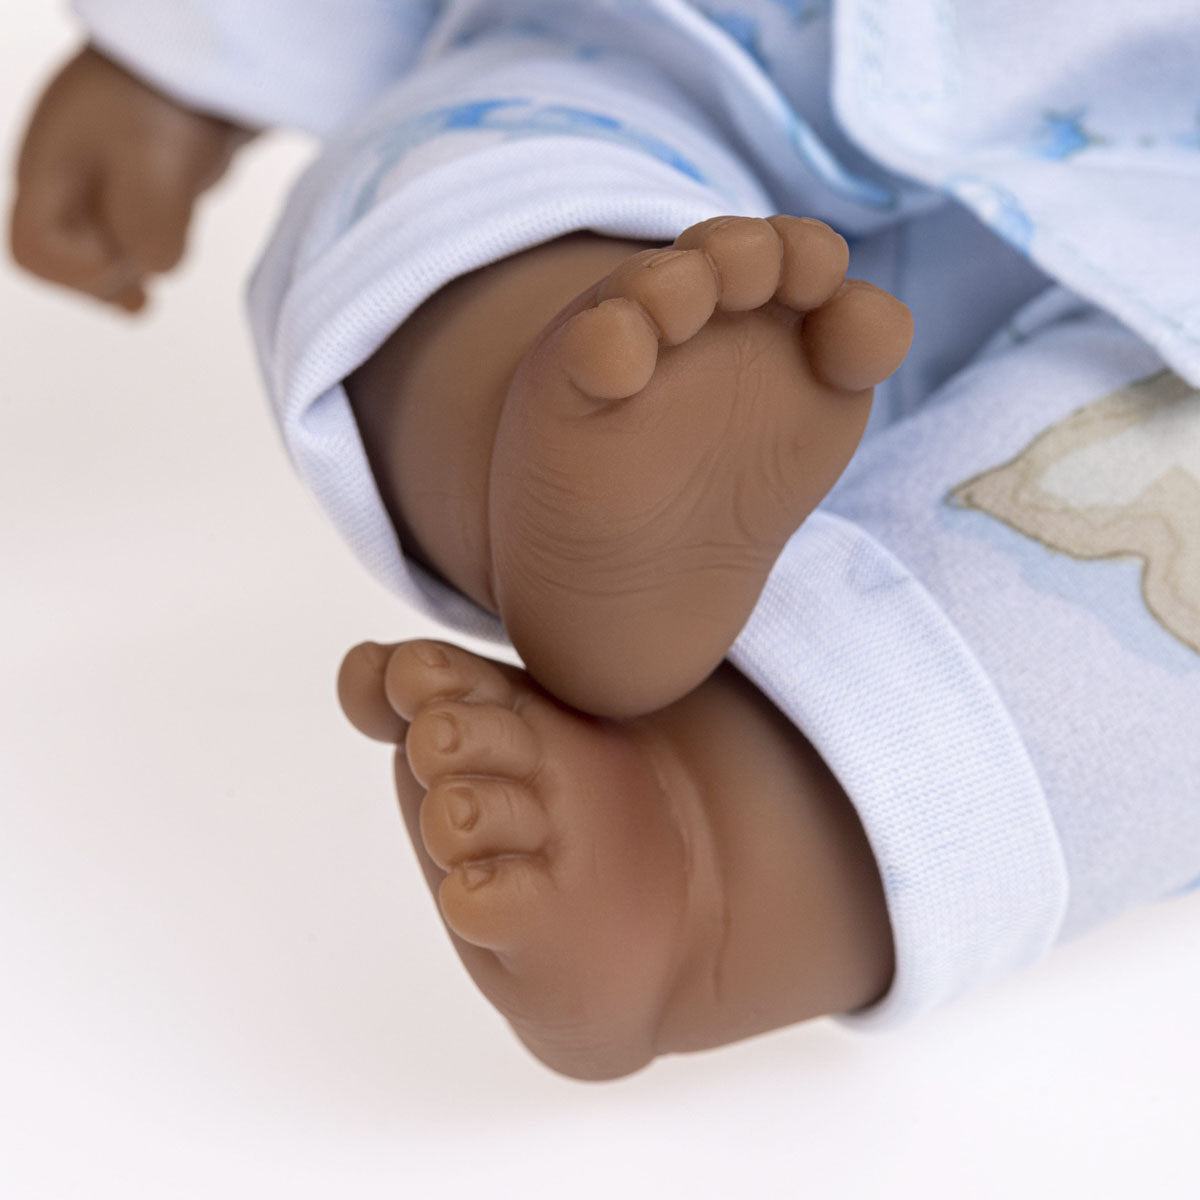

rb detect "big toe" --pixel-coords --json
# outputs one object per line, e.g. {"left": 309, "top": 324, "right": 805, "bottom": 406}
{"left": 338, "top": 642, "right": 406, "bottom": 743}
{"left": 802, "top": 280, "right": 914, "bottom": 392}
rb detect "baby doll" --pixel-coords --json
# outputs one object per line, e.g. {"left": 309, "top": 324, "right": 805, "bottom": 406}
{"left": 12, "top": 1, "right": 1200, "bottom": 1080}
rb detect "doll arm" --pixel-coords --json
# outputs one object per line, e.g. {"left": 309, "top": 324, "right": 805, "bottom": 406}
{"left": 72, "top": 0, "right": 439, "bottom": 136}
{"left": 9, "top": 46, "right": 255, "bottom": 312}
{"left": 10, "top": 2, "right": 437, "bottom": 308}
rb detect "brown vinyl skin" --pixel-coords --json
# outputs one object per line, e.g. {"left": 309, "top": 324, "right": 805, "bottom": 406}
{"left": 11, "top": 45, "right": 911, "bottom": 1080}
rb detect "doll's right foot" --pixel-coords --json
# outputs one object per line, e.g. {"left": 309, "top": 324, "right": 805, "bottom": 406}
{"left": 337, "top": 638, "right": 894, "bottom": 1081}
{"left": 489, "top": 215, "right": 912, "bottom": 717}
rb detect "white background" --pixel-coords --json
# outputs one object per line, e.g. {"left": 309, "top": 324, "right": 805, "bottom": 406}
{"left": 2, "top": 5, "right": 1198, "bottom": 1198}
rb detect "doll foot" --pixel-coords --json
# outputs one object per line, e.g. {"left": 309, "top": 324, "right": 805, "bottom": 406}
{"left": 490, "top": 215, "right": 913, "bottom": 717}
{"left": 340, "top": 638, "right": 721, "bottom": 1081}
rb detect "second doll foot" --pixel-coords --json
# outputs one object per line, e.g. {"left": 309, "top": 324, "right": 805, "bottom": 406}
{"left": 341, "top": 638, "right": 723, "bottom": 1081}
{"left": 337, "top": 636, "right": 896, "bottom": 1080}
{"left": 489, "top": 215, "right": 913, "bottom": 717}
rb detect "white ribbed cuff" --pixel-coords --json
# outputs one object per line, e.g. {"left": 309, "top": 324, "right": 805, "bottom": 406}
{"left": 730, "top": 512, "right": 1070, "bottom": 1028}
{"left": 252, "top": 136, "right": 770, "bottom": 633}
{"left": 73, "top": 0, "right": 425, "bottom": 134}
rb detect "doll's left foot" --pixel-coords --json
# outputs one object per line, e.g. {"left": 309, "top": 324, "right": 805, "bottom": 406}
{"left": 489, "top": 215, "right": 912, "bottom": 717}
{"left": 338, "top": 638, "right": 894, "bottom": 1081}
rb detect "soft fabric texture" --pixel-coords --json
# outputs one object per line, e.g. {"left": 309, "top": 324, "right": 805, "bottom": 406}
{"left": 71, "top": 0, "right": 1200, "bottom": 1027}
{"left": 739, "top": 296, "right": 1200, "bottom": 1027}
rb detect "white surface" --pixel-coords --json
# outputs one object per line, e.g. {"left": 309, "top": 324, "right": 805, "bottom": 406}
{"left": 2, "top": 7, "right": 1198, "bottom": 1199}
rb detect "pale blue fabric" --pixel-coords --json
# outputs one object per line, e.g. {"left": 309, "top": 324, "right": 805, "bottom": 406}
{"left": 736, "top": 296, "right": 1200, "bottom": 1026}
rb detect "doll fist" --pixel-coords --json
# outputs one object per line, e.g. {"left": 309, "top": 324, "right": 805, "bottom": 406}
{"left": 9, "top": 45, "right": 253, "bottom": 312}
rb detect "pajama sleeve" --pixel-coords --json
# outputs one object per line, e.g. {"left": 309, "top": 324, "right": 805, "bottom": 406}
{"left": 732, "top": 290, "right": 1200, "bottom": 1029}
{"left": 71, "top": 0, "right": 438, "bottom": 134}
{"left": 832, "top": 0, "right": 1200, "bottom": 386}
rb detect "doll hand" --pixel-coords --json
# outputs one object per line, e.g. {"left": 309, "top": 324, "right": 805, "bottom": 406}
{"left": 9, "top": 45, "right": 254, "bottom": 313}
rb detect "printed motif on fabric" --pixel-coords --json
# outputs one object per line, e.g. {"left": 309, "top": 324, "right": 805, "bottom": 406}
{"left": 949, "top": 370, "right": 1200, "bottom": 656}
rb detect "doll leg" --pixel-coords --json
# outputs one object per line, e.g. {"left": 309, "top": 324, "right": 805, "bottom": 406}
{"left": 346, "top": 214, "right": 911, "bottom": 718}
{"left": 337, "top": 638, "right": 893, "bottom": 1080}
